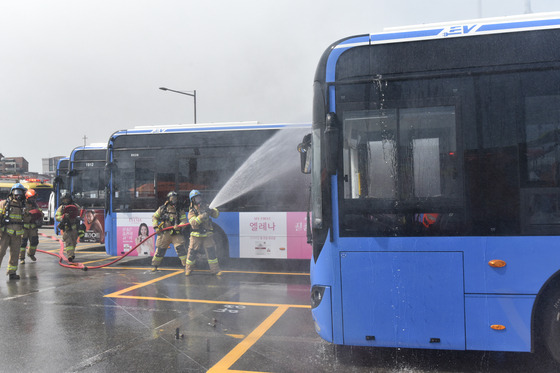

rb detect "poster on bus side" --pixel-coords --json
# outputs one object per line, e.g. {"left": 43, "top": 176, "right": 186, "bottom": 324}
{"left": 116, "top": 212, "right": 155, "bottom": 256}
{"left": 80, "top": 209, "right": 105, "bottom": 244}
{"left": 239, "top": 212, "right": 311, "bottom": 259}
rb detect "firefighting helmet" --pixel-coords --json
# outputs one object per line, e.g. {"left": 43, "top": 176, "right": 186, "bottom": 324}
{"left": 167, "top": 191, "right": 178, "bottom": 205}
{"left": 26, "top": 189, "right": 37, "bottom": 199}
{"left": 10, "top": 183, "right": 26, "bottom": 197}
{"left": 189, "top": 190, "right": 202, "bottom": 205}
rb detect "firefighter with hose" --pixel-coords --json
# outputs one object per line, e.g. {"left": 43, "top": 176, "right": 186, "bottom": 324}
{"left": 0, "top": 183, "right": 27, "bottom": 279}
{"left": 151, "top": 191, "right": 188, "bottom": 272}
{"left": 185, "top": 190, "right": 221, "bottom": 276}
{"left": 55, "top": 193, "right": 84, "bottom": 262}
{"left": 20, "top": 189, "right": 44, "bottom": 264}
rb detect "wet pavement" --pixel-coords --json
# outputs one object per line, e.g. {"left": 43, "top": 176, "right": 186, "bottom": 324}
{"left": 0, "top": 228, "right": 559, "bottom": 372}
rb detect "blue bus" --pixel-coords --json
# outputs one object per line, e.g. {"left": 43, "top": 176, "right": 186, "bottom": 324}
{"left": 300, "top": 12, "right": 560, "bottom": 362}
{"left": 66, "top": 145, "right": 107, "bottom": 243}
{"left": 52, "top": 157, "right": 69, "bottom": 226}
{"left": 105, "top": 122, "right": 311, "bottom": 260}
{"left": 67, "top": 144, "right": 107, "bottom": 210}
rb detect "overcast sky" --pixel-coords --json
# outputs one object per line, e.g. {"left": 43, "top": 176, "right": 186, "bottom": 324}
{"left": 1, "top": 0, "right": 558, "bottom": 172}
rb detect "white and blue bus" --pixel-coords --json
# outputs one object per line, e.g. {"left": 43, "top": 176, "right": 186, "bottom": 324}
{"left": 105, "top": 122, "right": 311, "bottom": 260}
{"left": 67, "top": 144, "right": 107, "bottom": 210}
{"left": 66, "top": 145, "right": 107, "bottom": 243}
{"left": 301, "top": 12, "right": 560, "bottom": 362}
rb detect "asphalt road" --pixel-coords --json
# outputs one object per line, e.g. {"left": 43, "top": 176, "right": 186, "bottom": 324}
{"left": 0, "top": 227, "right": 557, "bottom": 372}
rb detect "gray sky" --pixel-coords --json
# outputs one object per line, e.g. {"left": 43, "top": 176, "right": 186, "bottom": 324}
{"left": 1, "top": 0, "right": 558, "bottom": 172}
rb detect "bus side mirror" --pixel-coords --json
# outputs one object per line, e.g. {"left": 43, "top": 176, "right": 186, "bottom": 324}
{"left": 297, "top": 133, "right": 312, "bottom": 174}
{"left": 53, "top": 176, "right": 64, "bottom": 187}
{"left": 325, "top": 112, "right": 339, "bottom": 174}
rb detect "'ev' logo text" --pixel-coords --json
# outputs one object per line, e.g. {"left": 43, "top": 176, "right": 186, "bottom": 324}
{"left": 442, "top": 24, "right": 477, "bottom": 37}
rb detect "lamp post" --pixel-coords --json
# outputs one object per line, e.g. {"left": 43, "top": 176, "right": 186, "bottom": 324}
{"left": 159, "top": 87, "right": 197, "bottom": 124}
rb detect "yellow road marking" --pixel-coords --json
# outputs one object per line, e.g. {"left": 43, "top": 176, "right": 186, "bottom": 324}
{"left": 108, "top": 294, "right": 310, "bottom": 309}
{"left": 96, "top": 265, "right": 309, "bottom": 276}
{"left": 104, "top": 270, "right": 184, "bottom": 297}
{"left": 76, "top": 244, "right": 104, "bottom": 250}
{"left": 88, "top": 259, "right": 310, "bottom": 373}
{"left": 208, "top": 306, "right": 289, "bottom": 373}
{"left": 226, "top": 334, "right": 245, "bottom": 339}
{"left": 79, "top": 257, "right": 119, "bottom": 265}
{"left": 219, "top": 270, "right": 308, "bottom": 276}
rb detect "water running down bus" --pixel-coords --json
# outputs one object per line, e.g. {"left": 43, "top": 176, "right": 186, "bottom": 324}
{"left": 302, "top": 11, "right": 560, "bottom": 363}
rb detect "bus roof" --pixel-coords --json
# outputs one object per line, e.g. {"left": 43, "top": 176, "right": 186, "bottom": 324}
{"left": 70, "top": 145, "right": 107, "bottom": 160}
{"left": 335, "top": 11, "right": 560, "bottom": 48}
{"left": 111, "top": 122, "right": 310, "bottom": 138}
{"left": 71, "top": 144, "right": 107, "bottom": 153}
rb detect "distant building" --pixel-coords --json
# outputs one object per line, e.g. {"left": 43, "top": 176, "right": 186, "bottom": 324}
{"left": 42, "top": 156, "right": 65, "bottom": 178}
{"left": 0, "top": 155, "right": 28, "bottom": 175}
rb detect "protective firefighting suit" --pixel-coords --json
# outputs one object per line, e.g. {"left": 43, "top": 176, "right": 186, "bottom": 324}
{"left": 151, "top": 195, "right": 188, "bottom": 271}
{"left": 0, "top": 187, "right": 26, "bottom": 279}
{"left": 20, "top": 197, "right": 44, "bottom": 264}
{"left": 55, "top": 199, "right": 84, "bottom": 261}
{"left": 186, "top": 201, "right": 220, "bottom": 276}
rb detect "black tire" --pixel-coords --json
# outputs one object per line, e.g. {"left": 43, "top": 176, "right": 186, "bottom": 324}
{"left": 540, "top": 287, "right": 560, "bottom": 363}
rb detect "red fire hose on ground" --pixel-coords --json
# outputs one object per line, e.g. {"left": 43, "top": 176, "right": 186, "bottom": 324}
{"left": 37, "top": 223, "right": 190, "bottom": 271}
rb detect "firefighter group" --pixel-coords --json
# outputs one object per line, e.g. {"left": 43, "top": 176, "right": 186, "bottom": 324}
{"left": 0, "top": 183, "right": 42, "bottom": 279}
{"left": 152, "top": 189, "right": 222, "bottom": 276}
{"left": 0, "top": 183, "right": 221, "bottom": 280}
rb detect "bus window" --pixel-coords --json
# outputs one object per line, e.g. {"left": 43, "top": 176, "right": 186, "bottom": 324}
{"left": 341, "top": 105, "right": 460, "bottom": 235}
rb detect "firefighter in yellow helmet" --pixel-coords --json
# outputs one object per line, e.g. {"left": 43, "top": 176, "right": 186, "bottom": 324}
{"left": 151, "top": 191, "right": 188, "bottom": 272}
{"left": 0, "top": 183, "right": 27, "bottom": 279}
{"left": 185, "top": 190, "right": 221, "bottom": 276}
{"left": 55, "top": 192, "right": 84, "bottom": 262}
{"left": 20, "top": 189, "right": 44, "bottom": 264}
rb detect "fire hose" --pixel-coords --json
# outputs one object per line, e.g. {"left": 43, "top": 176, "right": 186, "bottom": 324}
{"left": 37, "top": 222, "right": 190, "bottom": 271}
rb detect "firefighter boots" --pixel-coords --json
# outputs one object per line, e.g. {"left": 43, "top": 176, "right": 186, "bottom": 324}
{"left": 9, "top": 273, "right": 20, "bottom": 280}
{"left": 209, "top": 261, "right": 222, "bottom": 276}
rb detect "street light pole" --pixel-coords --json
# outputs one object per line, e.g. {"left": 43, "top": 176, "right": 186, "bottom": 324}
{"left": 159, "top": 87, "right": 197, "bottom": 124}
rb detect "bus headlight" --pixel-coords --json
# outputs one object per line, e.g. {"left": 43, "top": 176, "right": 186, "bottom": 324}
{"left": 311, "top": 285, "right": 326, "bottom": 309}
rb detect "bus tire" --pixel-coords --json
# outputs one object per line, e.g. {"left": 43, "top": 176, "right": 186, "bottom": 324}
{"left": 540, "top": 286, "right": 560, "bottom": 363}
{"left": 211, "top": 223, "right": 229, "bottom": 260}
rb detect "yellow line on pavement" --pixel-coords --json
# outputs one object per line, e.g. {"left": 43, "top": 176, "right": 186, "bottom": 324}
{"left": 100, "top": 264, "right": 310, "bottom": 373}
{"left": 104, "top": 270, "right": 184, "bottom": 297}
{"left": 108, "top": 294, "right": 310, "bottom": 309}
{"left": 208, "top": 305, "right": 290, "bottom": 373}
{"left": 226, "top": 334, "right": 245, "bottom": 339}
{"left": 219, "top": 270, "right": 309, "bottom": 276}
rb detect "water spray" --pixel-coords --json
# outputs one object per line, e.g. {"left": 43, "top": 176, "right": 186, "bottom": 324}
{"left": 209, "top": 127, "right": 310, "bottom": 209}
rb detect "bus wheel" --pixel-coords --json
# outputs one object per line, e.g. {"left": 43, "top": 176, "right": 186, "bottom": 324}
{"left": 211, "top": 223, "right": 229, "bottom": 260}
{"left": 540, "top": 288, "right": 560, "bottom": 363}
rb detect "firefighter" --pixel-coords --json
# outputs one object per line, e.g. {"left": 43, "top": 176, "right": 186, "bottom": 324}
{"left": 185, "top": 190, "right": 221, "bottom": 276}
{"left": 0, "top": 183, "right": 27, "bottom": 279}
{"left": 55, "top": 193, "right": 84, "bottom": 262}
{"left": 20, "top": 189, "right": 44, "bottom": 264}
{"left": 151, "top": 191, "right": 188, "bottom": 272}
